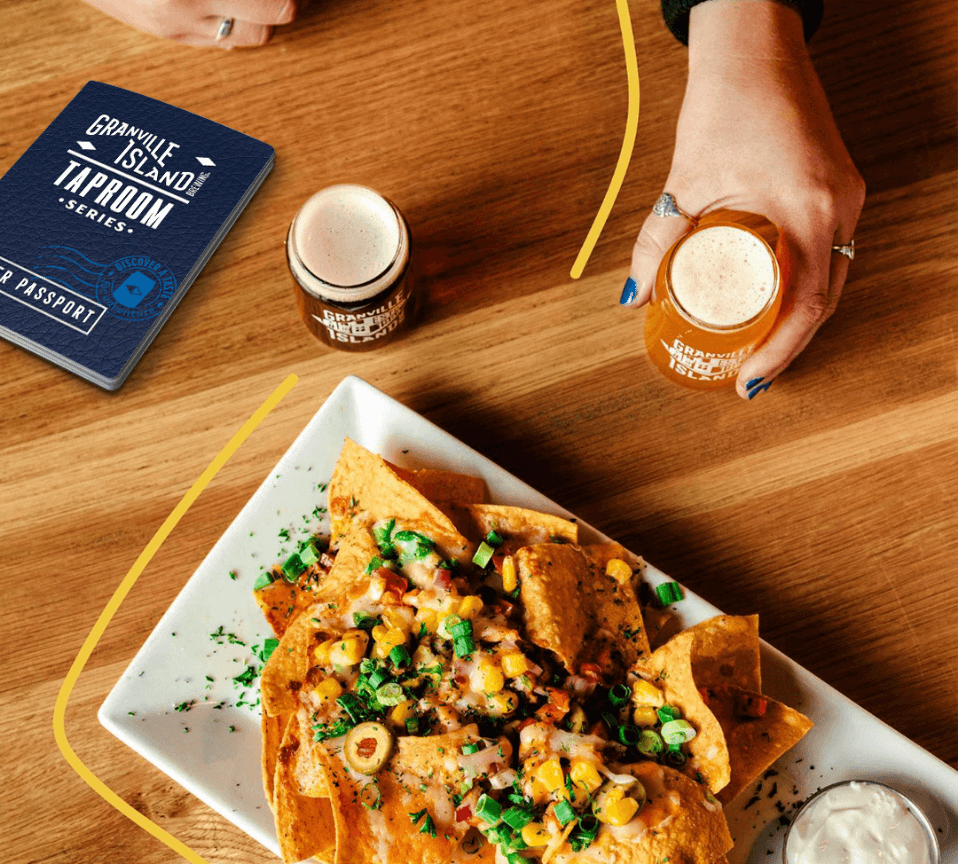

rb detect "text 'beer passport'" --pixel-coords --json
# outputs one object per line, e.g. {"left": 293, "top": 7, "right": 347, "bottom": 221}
{"left": 0, "top": 81, "right": 274, "bottom": 390}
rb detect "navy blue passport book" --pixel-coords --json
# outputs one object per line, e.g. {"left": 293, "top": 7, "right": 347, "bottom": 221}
{"left": 0, "top": 81, "right": 273, "bottom": 390}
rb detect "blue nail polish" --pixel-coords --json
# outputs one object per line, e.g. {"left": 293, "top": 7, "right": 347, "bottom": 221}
{"left": 619, "top": 277, "right": 637, "bottom": 305}
{"left": 746, "top": 377, "right": 764, "bottom": 390}
{"left": 747, "top": 380, "right": 773, "bottom": 400}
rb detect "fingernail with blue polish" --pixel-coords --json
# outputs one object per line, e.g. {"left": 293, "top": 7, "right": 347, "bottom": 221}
{"left": 745, "top": 377, "right": 765, "bottom": 390}
{"left": 747, "top": 380, "right": 773, "bottom": 400}
{"left": 620, "top": 277, "right": 637, "bottom": 305}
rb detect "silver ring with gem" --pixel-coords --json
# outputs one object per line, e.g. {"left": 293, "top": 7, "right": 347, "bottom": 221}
{"left": 831, "top": 239, "right": 855, "bottom": 261}
{"left": 216, "top": 16, "right": 234, "bottom": 39}
{"left": 652, "top": 192, "right": 696, "bottom": 224}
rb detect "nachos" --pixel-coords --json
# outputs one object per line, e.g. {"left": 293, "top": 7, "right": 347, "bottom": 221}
{"left": 253, "top": 440, "right": 811, "bottom": 864}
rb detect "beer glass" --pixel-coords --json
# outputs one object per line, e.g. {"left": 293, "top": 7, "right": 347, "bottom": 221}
{"left": 287, "top": 184, "right": 416, "bottom": 351}
{"left": 643, "top": 221, "right": 781, "bottom": 390}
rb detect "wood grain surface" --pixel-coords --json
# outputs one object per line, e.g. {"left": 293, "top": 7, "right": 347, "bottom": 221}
{"left": 1, "top": 0, "right": 955, "bottom": 862}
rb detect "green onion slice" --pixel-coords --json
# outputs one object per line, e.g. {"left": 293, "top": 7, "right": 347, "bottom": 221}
{"left": 453, "top": 636, "right": 475, "bottom": 658}
{"left": 389, "top": 645, "right": 412, "bottom": 667}
{"left": 472, "top": 541, "right": 495, "bottom": 569}
{"left": 253, "top": 572, "right": 275, "bottom": 591}
{"left": 666, "top": 748, "right": 687, "bottom": 767}
{"left": 660, "top": 718, "right": 696, "bottom": 745}
{"left": 282, "top": 553, "right": 305, "bottom": 581}
{"left": 450, "top": 619, "right": 473, "bottom": 638}
{"left": 485, "top": 530, "right": 504, "bottom": 547}
{"left": 553, "top": 799, "right": 576, "bottom": 826}
{"left": 657, "top": 705, "right": 681, "bottom": 724}
{"left": 608, "top": 683, "right": 631, "bottom": 706}
{"left": 299, "top": 542, "right": 319, "bottom": 567}
{"left": 501, "top": 806, "right": 534, "bottom": 830}
{"left": 461, "top": 743, "right": 481, "bottom": 755}
{"left": 376, "top": 682, "right": 405, "bottom": 706}
{"left": 637, "top": 729, "right": 665, "bottom": 756}
{"left": 655, "top": 581, "right": 684, "bottom": 606}
{"left": 618, "top": 724, "right": 642, "bottom": 746}
{"left": 336, "top": 693, "right": 364, "bottom": 722}
{"left": 476, "top": 793, "right": 502, "bottom": 824}
{"left": 353, "top": 612, "right": 382, "bottom": 630}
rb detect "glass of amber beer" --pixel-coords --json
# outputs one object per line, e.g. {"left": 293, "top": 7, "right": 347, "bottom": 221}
{"left": 643, "top": 221, "right": 781, "bottom": 390}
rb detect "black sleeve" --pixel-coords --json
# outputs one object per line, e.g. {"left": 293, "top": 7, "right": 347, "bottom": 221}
{"left": 661, "top": 0, "right": 824, "bottom": 45}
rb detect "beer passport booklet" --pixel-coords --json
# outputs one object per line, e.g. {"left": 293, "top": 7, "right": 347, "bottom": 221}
{"left": 0, "top": 81, "right": 274, "bottom": 390}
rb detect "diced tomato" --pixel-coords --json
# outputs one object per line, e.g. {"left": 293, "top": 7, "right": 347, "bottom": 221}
{"left": 455, "top": 805, "right": 472, "bottom": 822}
{"left": 435, "top": 567, "right": 453, "bottom": 590}
{"left": 380, "top": 570, "right": 409, "bottom": 595}
{"left": 734, "top": 693, "right": 768, "bottom": 718}
{"left": 492, "top": 598, "right": 515, "bottom": 617}
{"left": 578, "top": 663, "right": 603, "bottom": 684}
{"left": 517, "top": 717, "right": 537, "bottom": 732}
{"left": 491, "top": 552, "right": 506, "bottom": 574}
{"left": 535, "top": 688, "right": 571, "bottom": 722}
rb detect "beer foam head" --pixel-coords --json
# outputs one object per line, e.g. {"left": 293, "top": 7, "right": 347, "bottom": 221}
{"left": 670, "top": 225, "right": 777, "bottom": 328}
{"left": 292, "top": 185, "right": 402, "bottom": 291}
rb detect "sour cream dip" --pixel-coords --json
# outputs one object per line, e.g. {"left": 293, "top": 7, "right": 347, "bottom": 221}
{"left": 784, "top": 780, "right": 939, "bottom": 864}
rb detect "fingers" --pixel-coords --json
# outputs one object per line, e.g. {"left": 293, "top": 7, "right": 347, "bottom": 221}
{"left": 622, "top": 209, "right": 694, "bottom": 307}
{"left": 735, "top": 223, "right": 852, "bottom": 399}
{"left": 211, "top": 0, "right": 297, "bottom": 25}
{"left": 175, "top": 17, "right": 273, "bottom": 48}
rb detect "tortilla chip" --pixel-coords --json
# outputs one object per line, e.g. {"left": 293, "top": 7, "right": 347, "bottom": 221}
{"left": 287, "top": 708, "right": 330, "bottom": 797}
{"left": 516, "top": 543, "right": 647, "bottom": 676}
{"left": 643, "top": 605, "right": 683, "bottom": 650}
{"left": 703, "top": 686, "right": 814, "bottom": 804}
{"left": 261, "top": 611, "right": 316, "bottom": 717}
{"left": 255, "top": 566, "right": 330, "bottom": 637}
{"left": 579, "top": 543, "right": 651, "bottom": 661}
{"left": 328, "top": 439, "right": 467, "bottom": 550}
{"left": 387, "top": 464, "right": 487, "bottom": 506}
{"left": 274, "top": 715, "right": 337, "bottom": 863}
{"left": 318, "top": 727, "right": 481, "bottom": 864}
{"left": 634, "top": 630, "right": 731, "bottom": 793}
{"left": 516, "top": 544, "right": 590, "bottom": 672}
{"left": 263, "top": 710, "right": 291, "bottom": 808}
{"left": 442, "top": 504, "right": 578, "bottom": 553}
{"left": 591, "top": 762, "right": 733, "bottom": 864}
{"left": 687, "top": 615, "right": 762, "bottom": 693}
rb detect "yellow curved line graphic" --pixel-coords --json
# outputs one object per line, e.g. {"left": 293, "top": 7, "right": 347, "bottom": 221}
{"left": 52, "top": 373, "right": 299, "bottom": 864}
{"left": 570, "top": 0, "right": 639, "bottom": 279}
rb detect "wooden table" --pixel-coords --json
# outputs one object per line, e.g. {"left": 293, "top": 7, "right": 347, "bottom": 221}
{"left": 2, "top": 0, "right": 955, "bottom": 861}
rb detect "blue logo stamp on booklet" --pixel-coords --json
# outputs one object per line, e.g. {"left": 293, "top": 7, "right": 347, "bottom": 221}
{"left": 96, "top": 255, "right": 177, "bottom": 321}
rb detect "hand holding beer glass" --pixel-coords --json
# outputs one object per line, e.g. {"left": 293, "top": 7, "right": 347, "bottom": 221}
{"left": 623, "top": 0, "right": 865, "bottom": 399}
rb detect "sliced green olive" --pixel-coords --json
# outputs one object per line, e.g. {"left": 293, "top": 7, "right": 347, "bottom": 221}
{"left": 344, "top": 722, "right": 394, "bottom": 774}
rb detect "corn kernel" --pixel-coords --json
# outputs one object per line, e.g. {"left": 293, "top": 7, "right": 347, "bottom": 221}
{"left": 521, "top": 823, "right": 551, "bottom": 847}
{"left": 313, "top": 639, "right": 335, "bottom": 665}
{"left": 604, "top": 796, "right": 639, "bottom": 826}
{"left": 596, "top": 787, "right": 624, "bottom": 823}
{"left": 632, "top": 679, "right": 664, "bottom": 707}
{"left": 314, "top": 677, "right": 343, "bottom": 700}
{"left": 440, "top": 595, "right": 460, "bottom": 613}
{"left": 633, "top": 706, "right": 659, "bottom": 727}
{"left": 530, "top": 779, "right": 551, "bottom": 805}
{"left": 569, "top": 759, "right": 603, "bottom": 794}
{"left": 415, "top": 608, "right": 438, "bottom": 634}
{"left": 329, "top": 636, "right": 366, "bottom": 666}
{"left": 372, "top": 626, "right": 406, "bottom": 652}
{"left": 382, "top": 607, "right": 411, "bottom": 633}
{"left": 389, "top": 699, "right": 415, "bottom": 726}
{"left": 500, "top": 652, "right": 532, "bottom": 678}
{"left": 501, "top": 556, "right": 518, "bottom": 593}
{"left": 458, "top": 595, "right": 484, "bottom": 619}
{"left": 471, "top": 658, "right": 505, "bottom": 694}
{"left": 605, "top": 558, "right": 633, "bottom": 584}
{"left": 486, "top": 691, "right": 518, "bottom": 717}
{"left": 536, "top": 758, "right": 565, "bottom": 793}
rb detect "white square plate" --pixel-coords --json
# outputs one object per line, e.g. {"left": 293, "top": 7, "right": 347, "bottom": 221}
{"left": 100, "top": 375, "right": 958, "bottom": 863}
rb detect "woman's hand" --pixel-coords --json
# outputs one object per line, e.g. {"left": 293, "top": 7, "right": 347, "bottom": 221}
{"left": 79, "top": 0, "right": 300, "bottom": 47}
{"left": 623, "top": 0, "right": 865, "bottom": 398}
